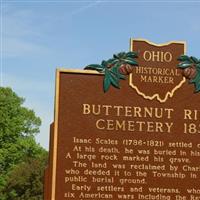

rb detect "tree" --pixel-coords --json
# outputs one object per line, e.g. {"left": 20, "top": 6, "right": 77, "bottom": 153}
{"left": 0, "top": 87, "right": 47, "bottom": 199}
{"left": 2, "top": 149, "right": 48, "bottom": 200}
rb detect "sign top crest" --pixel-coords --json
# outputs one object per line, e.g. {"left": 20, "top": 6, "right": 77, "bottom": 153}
{"left": 129, "top": 39, "right": 186, "bottom": 103}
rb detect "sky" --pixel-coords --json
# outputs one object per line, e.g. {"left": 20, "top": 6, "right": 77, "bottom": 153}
{"left": 1, "top": 0, "right": 200, "bottom": 150}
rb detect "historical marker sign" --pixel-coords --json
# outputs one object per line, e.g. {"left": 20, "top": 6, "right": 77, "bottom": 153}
{"left": 129, "top": 39, "right": 186, "bottom": 103}
{"left": 44, "top": 39, "right": 200, "bottom": 200}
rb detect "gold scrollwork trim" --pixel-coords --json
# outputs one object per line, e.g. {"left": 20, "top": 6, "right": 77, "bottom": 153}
{"left": 130, "top": 38, "right": 187, "bottom": 48}
{"left": 129, "top": 74, "right": 186, "bottom": 103}
{"left": 129, "top": 38, "right": 186, "bottom": 103}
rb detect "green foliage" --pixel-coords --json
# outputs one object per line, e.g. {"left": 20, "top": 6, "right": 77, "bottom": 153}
{"left": 0, "top": 87, "right": 41, "bottom": 173}
{"left": 190, "top": 67, "right": 200, "bottom": 92}
{"left": 1, "top": 150, "right": 48, "bottom": 200}
{"left": 178, "top": 55, "right": 200, "bottom": 92}
{"left": 0, "top": 87, "right": 47, "bottom": 200}
{"left": 84, "top": 51, "right": 138, "bottom": 92}
{"left": 178, "top": 55, "right": 200, "bottom": 68}
{"left": 0, "top": 88, "right": 41, "bottom": 146}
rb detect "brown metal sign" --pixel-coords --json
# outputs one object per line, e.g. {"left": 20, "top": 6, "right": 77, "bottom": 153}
{"left": 44, "top": 39, "right": 200, "bottom": 200}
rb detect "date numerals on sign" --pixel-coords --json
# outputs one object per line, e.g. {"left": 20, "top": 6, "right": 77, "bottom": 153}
{"left": 184, "top": 123, "right": 200, "bottom": 134}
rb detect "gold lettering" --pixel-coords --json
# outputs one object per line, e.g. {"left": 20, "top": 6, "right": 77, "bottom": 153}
{"left": 152, "top": 51, "right": 160, "bottom": 62}
{"left": 96, "top": 119, "right": 105, "bottom": 130}
{"left": 165, "top": 122, "right": 173, "bottom": 133}
{"left": 143, "top": 107, "right": 153, "bottom": 118}
{"left": 133, "top": 107, "right": 142, "bottom": 117}
{"left": 116, "top": 120, "right": 126, "bottom": 131}
{"left": 155, "top": 122, "right": 163, "bottom": 132}
{"left": 125, "top": 106, "right": 132, "bottom": 117}
{"left": 128, "top": 121, "right": 135, "bottom": 131}
{"left": 147, "top": 122, "right": 154, "bottom": 132}
{"left": 107, "top": 120, "right": 115, "bottom": 130}
{"left": 114, "top": 105, "right": 124, "bottom": 116}
{"left": 143, "top": 51, "right": 152, "bottom": 61}
{"left": 92, "top": 104, "right": 101, "bottom": 115}
{"left": 102, "top": 105, "right": 112, "bottom": 116}
{"left": 136, "top": 121, "right": 145, "bottom": 132}
{"left": 83, "top": 104, "right": 174, "bottom": 119}
{"left": 164, "top": 52, "right": 173, "bottom": 62}
{"left": 184, "top": 109, "right": 192, "bottom": 120}
{"left": 143, "top": 51, "right": 172, "bottom": 62}
{"left": 65, "top": 152, "right": 72, "bottom": 159}
{"left": 165, "top": 108, "right": 174, "bottom": 119}
{"left": 83, "top": 104, "right": 90, "bottom": 114}
{"left": 184, "top": 109, "right": 200, "bottom": 120}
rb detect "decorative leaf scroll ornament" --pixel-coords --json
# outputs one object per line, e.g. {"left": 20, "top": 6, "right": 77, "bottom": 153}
{"left": 84, "top": 52, "right": 138, "bottom": 92}
{"left": 178, "top": 55, "right": 200, "bottom": 92}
